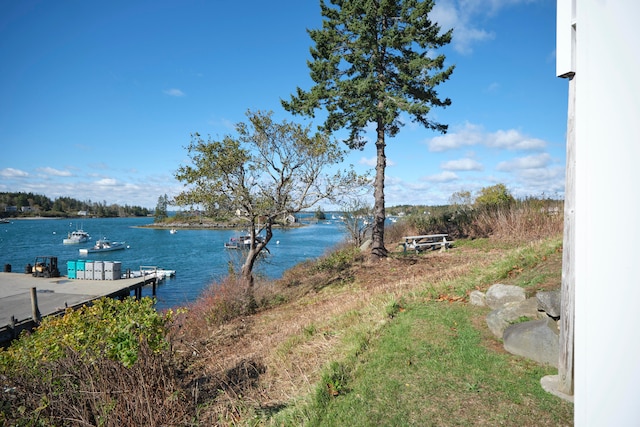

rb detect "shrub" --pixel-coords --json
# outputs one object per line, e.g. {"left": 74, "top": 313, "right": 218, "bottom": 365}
{"left": 0, "top": 297, "right": 172, "bottom": 372}
{"left": 1, "top": 341, "right": 193, "bottom": 427}
{"left": 314, "top": 246, "right": 361, "bottom": 274}
{"left": 402, "top": 207, "right": 474, "bottom": 239}
{"left": 179, "top": 276, "right": 257, "bottom": 331}
{"left": 0, "top": 297, "right": 190, "bottom": 426}
{"left": 474, "top": 183, "right": 515, "bottom": 211}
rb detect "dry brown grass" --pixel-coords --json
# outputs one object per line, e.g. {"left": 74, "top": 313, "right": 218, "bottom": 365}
{"left": 473, "top": 205, "right": 564, "bottom": 242}
{"left": 4, "top": 341, "right": 194, "bottom": 427}
{"left": 171, "top": 206, "right": 565, "bottom": 424}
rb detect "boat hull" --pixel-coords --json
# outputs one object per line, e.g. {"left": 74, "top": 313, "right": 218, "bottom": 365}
{"left": 79, "top": 245, "right": 125, "bottom": 254}
{"left": 63, "top": 238, "right": 90, "bottom": 244}
{"left": 79, "top": 239, "right": 126, "bottom": 254}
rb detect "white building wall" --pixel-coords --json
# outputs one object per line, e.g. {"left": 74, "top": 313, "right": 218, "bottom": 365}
{"left": 565, "top": 1, "right": 640, "bottom": 425}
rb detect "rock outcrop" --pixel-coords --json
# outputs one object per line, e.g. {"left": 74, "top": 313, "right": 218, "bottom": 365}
{"left": 485, "top": 283, "right": 526, "bottom": 309}
{"left": 503, "top": 318, "right": 559, "bottom": 367}
{"left": 472, "top": 284, "right": 562, "bottom": 367}
{"left": 485, "top": 297, "right": 540, "bottom": 339}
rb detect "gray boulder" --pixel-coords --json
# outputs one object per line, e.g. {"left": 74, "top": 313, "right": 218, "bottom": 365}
{"left": 359, "top": 239, "right": 372, "bottom": 252}
{"left": 537, "top": 290, "right": 562, "bottom": 318}
{"left": 503, "top": 317, "right": 559, "bottom": 367}
{"left": 469, "top": 290, "right": 486, "bottom": 306}
{"left": 485, "top": 284, "right": 526, "bottom": 309}
{"left": 485, "top": 297, "right": 540, "bottom": 338}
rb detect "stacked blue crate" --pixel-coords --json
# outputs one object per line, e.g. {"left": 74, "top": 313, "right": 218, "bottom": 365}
{"left": 67, "top": 260, "right": 76, "bottom": 279}
{"left": 76, "top": 260, "right": 86, "bottom": 280}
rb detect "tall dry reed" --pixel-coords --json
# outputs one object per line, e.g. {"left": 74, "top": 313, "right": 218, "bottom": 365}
{"left": 389, "top": 201, "right": 564, "bottom": 244}
{"left": 472, "top": 204, "right": 563, "bottom": 242}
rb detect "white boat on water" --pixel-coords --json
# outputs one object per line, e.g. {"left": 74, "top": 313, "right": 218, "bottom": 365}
{"left": 143, "top": 268, "right": 176, "bottom": 280}
{"left": 224, "top": 233, "right": 265, "bottom": 249}
{"left": 170, "top": 228, "right": 177, "bottom": 234}
{"left": 79, "top": 238, "right": 126, "bottom": 254}
{"left": 63, "top": 229, "right": 91, "bottom": 244}
{"left": 126, "top": 268, "right": 176, "bottom": 281}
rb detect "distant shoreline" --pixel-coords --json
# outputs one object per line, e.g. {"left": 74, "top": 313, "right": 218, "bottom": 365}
{"left": 7, "top": 216, "right": 65, "bottom": 220}
{"left": 140, "top": 221, "right": 307, "bottom": 230}
{"left": 4, "top": 215, "right": 150, "bottom": 221}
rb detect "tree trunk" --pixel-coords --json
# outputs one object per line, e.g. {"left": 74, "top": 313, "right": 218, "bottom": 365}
{"left": 371, "top": 124, "right": 388, "bottom": 258}
{"left": 240, "top": 221, "right": 273, "bottom": 287}
{"left": 241, "top": 251, "right": 256, "bottom": 288}
{"left": 240, "top": 223, "right": 258, "bottom": 287}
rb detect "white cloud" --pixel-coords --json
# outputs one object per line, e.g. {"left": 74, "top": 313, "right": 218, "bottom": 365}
{"left": 360, "top": 157, "right": 376, "bottom": 167}
{"left": 431, "top": 0, "right": 494, "bottom": 54}
{"left": 38, "top": 167, "right": 72, "bottom": 177}
{"left": 163, "top": 88, "right": 185, "bottom": 97}
{"left": 424, "top": 171, "right": 459, "bottom": 183}
{"left": 441, "top": 158, "right": 483, "bottom": 171}
{"left": 428, "top": 122, "right": 547, "bottom": 152}
{"left": 95, "top": 178, "right": 118, "bottom": 186}
{"left": 360, "top": 156, "right": 395, "bottom": 167}
{"left": 430, "top": 0, "right": 538, "bottom": 54}
{"left": 460, "top": 0, "right": 539, "bottom": 16}
{"left": 486, "top": 129, "right": 547, "bottom": 151}
{"left": 509, "top": 165, "right": 565, "bottom": 198}
{"left": 496, "top": 153, "right": 551, "bottom": 171}
{"left": 0, "top": 168, "right": 28, "bottom": 178}
{"left": 428, "top": 122, "right": 484, "bottom": 151}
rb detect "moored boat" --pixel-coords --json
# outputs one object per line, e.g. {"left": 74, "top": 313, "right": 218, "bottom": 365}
{"left": 224, "top": 234, "right": 265, "bottom": 249}
{"left": 125, "top": 268, "right": 176, "bottom": 280}
{"left": 63, "top": 229, "right": 91, "bottom": 244}
{"left": 79, "top": 238, "right": 126, "bottom": 254}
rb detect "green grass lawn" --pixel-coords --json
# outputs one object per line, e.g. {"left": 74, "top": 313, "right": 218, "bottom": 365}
{"left": 306, "top": 301, "right": 573, "bottom": 426}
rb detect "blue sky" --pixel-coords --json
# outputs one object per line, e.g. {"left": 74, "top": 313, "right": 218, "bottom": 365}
{"left": 0, "top": 0, "right": 567, "bottom": 209}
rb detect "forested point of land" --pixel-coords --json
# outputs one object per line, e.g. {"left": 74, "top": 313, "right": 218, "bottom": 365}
{"left": 0, "top": 192, "right": 151, "bottom": 218}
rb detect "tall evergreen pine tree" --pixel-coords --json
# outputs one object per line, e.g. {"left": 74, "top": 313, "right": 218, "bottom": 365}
{"left": 283, "top": 0, "right": 454, "bottom": 258}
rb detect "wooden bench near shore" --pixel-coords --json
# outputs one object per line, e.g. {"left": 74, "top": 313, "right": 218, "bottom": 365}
{"left": 0, "top": 272, "right": 160, "bottom": 345}
{"left": 401, "top": 234, "right": 454, "bottom": 253}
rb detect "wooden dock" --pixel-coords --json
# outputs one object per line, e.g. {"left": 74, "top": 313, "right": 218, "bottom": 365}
{"left": 0, "top": 272, "right": 158, "bottom": 344}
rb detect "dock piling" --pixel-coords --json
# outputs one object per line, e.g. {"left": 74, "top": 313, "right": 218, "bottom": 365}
{"left": 30, "top": 287, "right": 41, "bottom": 324}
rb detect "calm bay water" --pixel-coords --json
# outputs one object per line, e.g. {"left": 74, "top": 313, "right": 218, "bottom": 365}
{"left": 0, "top": 217, "right": 347, "bottom": 310}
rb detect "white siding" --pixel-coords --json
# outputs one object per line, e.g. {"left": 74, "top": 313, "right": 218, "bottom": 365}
{"left": 569, "top": 1, "right": 640, "bottom": 425}
{"left": 556, "top": 0, "right": 575, "bottom": 77}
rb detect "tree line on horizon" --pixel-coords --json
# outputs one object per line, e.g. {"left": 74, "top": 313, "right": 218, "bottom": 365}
{"left": 0, "top": 191, "right": 151, "bottom": 218}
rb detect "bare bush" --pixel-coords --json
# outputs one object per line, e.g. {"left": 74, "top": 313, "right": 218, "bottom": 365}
{"left": 383, "top": 218, "right": 413, "bottom": 247}
{"left": 2, "top": 341, "right": 194, "bottom": 427}
{"left": 472, "top": 203, "right": 563, "bottom": 242}
{"left": 386, "top": 200, "right": 563, "bottom": 244}
{"left": 178, "top": 276, "right": 256, "bottom": 336}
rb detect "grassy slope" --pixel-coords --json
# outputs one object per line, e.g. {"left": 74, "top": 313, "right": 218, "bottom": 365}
{"left": 178, "top": 235, "right": 573, "bottom": 425}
